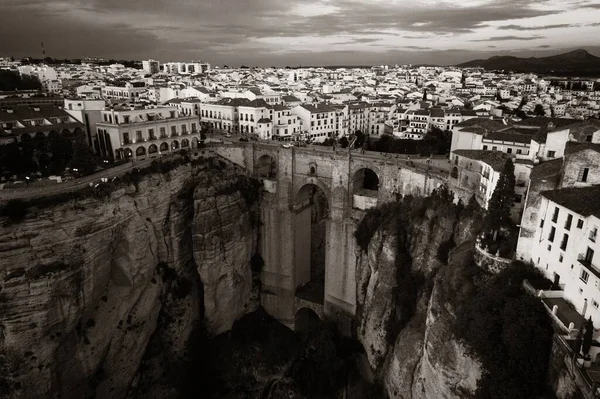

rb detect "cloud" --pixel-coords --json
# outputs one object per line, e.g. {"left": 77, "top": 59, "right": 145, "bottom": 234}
{"left": 0, "top": 0, "right": 597, "bottom": 65}
{"left": 470, "top": 35, "right": 544, "bottom": 42}
{"left": 497, "top": 23, "right": 572, "bottom": 30}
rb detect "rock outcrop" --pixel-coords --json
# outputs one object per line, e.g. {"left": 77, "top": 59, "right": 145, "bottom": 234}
{"left": 355, "top": 201, "right": 483, "bottom": 399}
{"left": 0, "top": 158, "right": 259, "bottom": 399}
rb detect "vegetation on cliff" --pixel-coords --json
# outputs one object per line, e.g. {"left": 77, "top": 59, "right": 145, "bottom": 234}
{"left": 454, "top": 262, "right": 554, "bottom": 399}
{"left": 355, "top": 185, "right": 554, "bottom": 399}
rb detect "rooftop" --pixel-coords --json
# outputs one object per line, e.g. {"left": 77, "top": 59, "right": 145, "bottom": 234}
{"left": 453, "top": 149, "right": 511, "bottom": 172}
{"left": 541, "top": 185, "right": 600, "bottom": 218}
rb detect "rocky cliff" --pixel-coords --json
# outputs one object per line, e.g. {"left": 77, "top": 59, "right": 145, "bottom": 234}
{"left": 355, "top": 196, "right": 484, "bottom": 399}
{"left": 0, "top": 156, "right": 260, "bottom": 399}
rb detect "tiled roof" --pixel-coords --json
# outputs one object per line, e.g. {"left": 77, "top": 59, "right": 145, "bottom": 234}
{"left": 514, "top": 117, "right": 579, "bottom": 129}
{"left": 453, "top": 149, "right": 511, "bottom": 172}
{"left": 429, "top": 108, "right": 444, "bottom": 118}
{"left": 257, "top": 118, "right": 272, "bottom": 123}
{"left": 541, "top": 185, "right": 600, "bottom": 218}
{"left": 485, "top": 129, "right": 534, "bottom": 144}
{"left": 454, "top": 117, "right": 506, "bottom": 131}
{"left": 301, "top": 103, "right": 336, "bottom": 113}
{"left": 530, "top": 158, "right": 563, "bottom": 181}
{"left": 0, "top": 105, "right": 72, "bottom": 122}
{"left": 282, "top": 95, "right": 300, "bottom": 102}
{"left": 564, "top": 141, "right": 600, "bottom": 156}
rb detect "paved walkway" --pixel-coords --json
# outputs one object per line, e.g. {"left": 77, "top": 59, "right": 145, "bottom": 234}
{"left": 0, "top": 158, "right": 156, "bottom": 201}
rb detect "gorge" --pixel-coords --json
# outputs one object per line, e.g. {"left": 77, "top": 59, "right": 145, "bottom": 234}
{"left": 0, "top": 148, "right": 579, "bottom": 398}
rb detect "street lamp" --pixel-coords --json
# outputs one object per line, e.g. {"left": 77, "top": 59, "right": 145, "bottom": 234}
{"left": 25, "top": 176, "right": 30, "bottom": 188}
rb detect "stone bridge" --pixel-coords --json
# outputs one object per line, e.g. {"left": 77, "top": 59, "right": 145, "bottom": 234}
{"left": 214, "top": 142, "right": 448, "bottom": 331}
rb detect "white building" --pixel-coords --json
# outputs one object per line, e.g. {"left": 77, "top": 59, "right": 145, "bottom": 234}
{"left": 532, "top": 185, "right": 600, "bottom": 328}
{"left": 142, "top": 60, "right": 161, "bottom": 75}
{"left": 101, "top": 83, "right": 146, "bottom": 100}
{"left": 64, "top": 98, "right": 106, "bottom": 152}
{"left": 291, "top": 103, "right": 337, "bottom": 143}
{"left": 95, "top": 105, "right": 201, "bottom": 161}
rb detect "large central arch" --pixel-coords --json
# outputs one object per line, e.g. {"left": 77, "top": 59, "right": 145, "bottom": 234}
{"left": 294, "top": 183, "right": 329, "bottom": 305}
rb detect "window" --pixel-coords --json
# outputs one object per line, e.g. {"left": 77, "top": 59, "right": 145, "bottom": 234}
{"left": 547, "top": 244, "right": 552, "bottom": 251}
{"left": 483, "top": 145, "right": 488, "bottom": 151}
{"left": 593, "top": 299, "right": 599, "bottom": 309}
{"left": 148, "top": 129, "right": 155, "bottom": 139}
{"left": 507, "top": 148, "right": 513, "bottom": 154}
{"left": 123, "top": 132, "right": 130, "bottom": 144}
{"left": 560, "top": 234, "right": 569, "bottom": 250}
{"left": 577, "top": 167, "right": 590, "bottom": 182}
{"left": 492, "top": 146, "right": 497, "bottom": 151}
{"left": 136, "top": 131, "right": 142, "bottom": 141}
{"left": 548, "top": 226, "right": 556, "bottom": 242}
{"left": 580, "top": 269, "right": 590, "bottom": 284}
{"left": 171, "top": 126, "right": 177, "bottom": 136}
{"left": 517, "top": 149, "right": 522, "bottom": 155}
{"left": 559, "top": 254, "right": 564, "bottom": 263}
{"left": 565, "top": 214, "right": 573, "bottom": 230}
{"left": 552, "top": 207, "right": 559, "bottom": 223}
{"left": 586, "top": 135, "right": 593, "bottom": 142}
{"left": 578, "top": 219, "right": 584, "bottom": 229}
{"left": 585, "top": 247, "right": 595, "bottom": 263}
{"left": 515, "top": 194, "right": 522, "bottom": 203}
{"left": 548, "top": 150, "right": 556, "bottom": 158}
{"left": 540, "top": 219, "right": 545, "bottom": 228}
{"left": 160, "top": 127, "right": 166, "bottom": 138}
{"left": 590, "top": 227, "right": 598, "bottom": 242}
{"left": 182, "top": 124, "right": 187, "bottom": 134}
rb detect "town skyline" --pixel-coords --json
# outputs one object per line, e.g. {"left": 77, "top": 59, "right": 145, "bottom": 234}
{"left": 1, "top": 0, "right": 600, "bottom": 66}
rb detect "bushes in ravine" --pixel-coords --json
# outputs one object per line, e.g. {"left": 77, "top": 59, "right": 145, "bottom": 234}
{"left": 453, "top": 262, "right": 554, "bottom": 399}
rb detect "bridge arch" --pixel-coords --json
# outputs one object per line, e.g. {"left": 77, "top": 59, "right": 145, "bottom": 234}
{"left": 294, "top": 307, "right": 322, "bottom": 334}
{"left": 294, "top": 182, "right": 330, "bottom": 305}
{"left": 351, "top": 167, "right": 380, "bottom": 209}
{"left": 256, "top": 154, "right": 277, "bottom": 179}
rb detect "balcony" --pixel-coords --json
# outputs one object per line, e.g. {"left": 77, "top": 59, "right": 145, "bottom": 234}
{"left": 590, "top": 232, "right": 597, "bottom": 243}
{"left": 577, "top": 254, "right": 600, "bottom": 279}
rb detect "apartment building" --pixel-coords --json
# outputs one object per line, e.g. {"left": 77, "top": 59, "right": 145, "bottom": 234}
{"left": 271, "top": 105, "right": 302, "bottom": 141}
{"left": 347, "top": 103, "right": 370, "bottom": 135}
{"left": 163, "top": 62, "right": 210, "bottom": 75}
{"left": 292, "top": 103, "right": 337, "bottom": 143}
{"left": 449, "top": 149, "right": 532, "bottom": 220}
{"left": 532, "top": 185, "right": 600, "bottom": 328}
{"left": 142, "top": 60, "right": 161, "bottom": 75}
{"left": 101, "top": 82, "right": 146, "bottom": 100}
{"left": 238, "top": 100, "right": 271, "bottom": 137}
{"left": 200, "top": 98, "right": 248, "bottom": 133}
{"left": 95, "top": 105, "right": 200, "bottom": 160}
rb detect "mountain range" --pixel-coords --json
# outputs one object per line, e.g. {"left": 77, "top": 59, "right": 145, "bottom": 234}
{"left": 457, "top": 49, "right": 600, "bottom": 76}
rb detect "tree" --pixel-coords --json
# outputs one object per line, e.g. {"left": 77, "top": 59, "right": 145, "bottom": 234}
{"left": 339, "top": 136, "right": 349, "bottom": 148}
{"left": 582, "top": 317, "right": 594, "bottom": 357}
{"left": 534, "top": 104, "right": 545, "bottom": 117}
{"left": 354, "top": 130, "right": 366, "bottom": 149}
{"left": 454, "top": 263, "right": 554, "bottom": 399}
{"left": 69, "top": 137, "right": 98, "bottom": 175}
{"left": 484, "top": 158, "right": 516, "bottom": 237}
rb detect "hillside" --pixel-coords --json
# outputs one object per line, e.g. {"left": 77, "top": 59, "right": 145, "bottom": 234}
{"left": 457, "top": 49, "right": 600, "bottom": 76}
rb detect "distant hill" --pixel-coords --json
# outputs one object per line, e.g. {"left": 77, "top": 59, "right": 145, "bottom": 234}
{"left": 457, "top": 49, "right": 600, "bottom": 76}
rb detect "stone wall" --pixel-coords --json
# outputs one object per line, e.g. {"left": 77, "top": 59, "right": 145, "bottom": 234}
{"left": 474, "top": 244, "right": 512, "bottom": 274}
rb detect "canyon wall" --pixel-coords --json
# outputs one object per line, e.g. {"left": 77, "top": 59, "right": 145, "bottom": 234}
{"left": 355, "top": 200, "right": 484, "bottom": 399}
{"left": 0, "top": 158, "right": 259, "bottom": 399}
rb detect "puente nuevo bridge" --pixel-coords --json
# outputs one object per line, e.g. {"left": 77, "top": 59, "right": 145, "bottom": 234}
{"left": 215, "top": 142, "right": 449, "bottom": 330}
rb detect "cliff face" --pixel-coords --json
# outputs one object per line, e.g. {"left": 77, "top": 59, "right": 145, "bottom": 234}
{"left": 0, "top": 158, "right": 259, "bottom": 399}
{"left": 355, "top": 202, "right": 483, "bottom": 399}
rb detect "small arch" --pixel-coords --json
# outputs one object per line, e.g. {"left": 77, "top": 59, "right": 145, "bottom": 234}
{"left": 451, "top": 166, "right": 458, "bottom": 179}
{"left": 61, "top": 128, "right": 73, "bottom": 137}
{"left": 73, "top": 127, "right": 84, "bottom": 136}
{"left": 181, "top": 138, "right": 190, "bottom": 148}
{"left": 136, "top": 146, "right": 147, "bottom": 157}
{"left": 124, "top": 148, "right": 133, "bottom": 159}
{"left": 148, "top": 144, "right": 158, "bottom": 154}
{"left": 160, "top": 142, "right": 169, "bottom": 152}
{"left": 171, "top": 140, "right": 180, "bottom": 150}
{"left": 256, "top": 154, "right": 277, "bottom": 179}
{"left": 352, "top": 168, "right": 380, "bottom": 210}
{"left": 34, "top": 132, "right": 46, "bottom": 141}
{"left": 20, "top": 133, "right": 32, "bottom": 143}
{"left": 294, "top": 307, "right": 321, "bottom": 334}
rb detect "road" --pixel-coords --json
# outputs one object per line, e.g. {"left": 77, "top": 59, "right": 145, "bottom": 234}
{"left": 0, "top": 157, "right": 157, "bottom": 201}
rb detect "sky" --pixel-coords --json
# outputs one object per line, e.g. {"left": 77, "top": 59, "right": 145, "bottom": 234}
{"left": 1, "top": 0, "right": 600, "bottom": 66}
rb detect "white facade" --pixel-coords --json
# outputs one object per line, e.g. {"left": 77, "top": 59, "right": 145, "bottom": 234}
{"left": 532, "top": 196, "right": 600, "bottom": 328}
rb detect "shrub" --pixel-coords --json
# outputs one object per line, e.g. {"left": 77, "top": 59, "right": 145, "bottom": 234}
{"left": 0, "top": 200, "right": 28, "bottom": 224}
{"left": 454, "top": 262, "right": 554, "bottom": 399}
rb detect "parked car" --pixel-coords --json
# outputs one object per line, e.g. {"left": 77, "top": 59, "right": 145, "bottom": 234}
{"left": 282, "top": 143, "right": 293, "bottom": 148}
